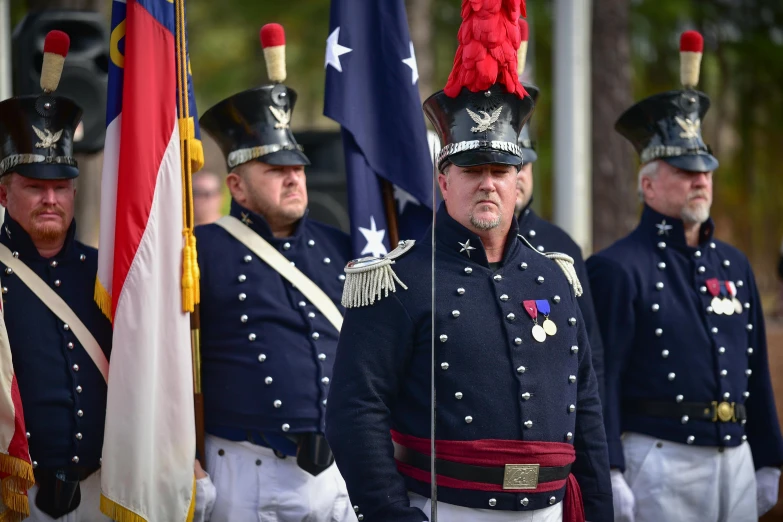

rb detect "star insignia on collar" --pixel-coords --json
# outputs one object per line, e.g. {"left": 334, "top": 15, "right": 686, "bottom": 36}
{"left": 240, "top": 212, "right": 253, "bottom": 226}
{"left": 458, "top": 239, "right": 476, "bottom": 257}
{"left": 656, "top": 219, "right": 673, "bottom": 236}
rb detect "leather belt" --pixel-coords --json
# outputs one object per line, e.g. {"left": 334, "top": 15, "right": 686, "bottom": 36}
{"left": 393, "top": 441, "right": 572, "bottom": 490}
{"left": 626, "top": 400, "right": 747, "bottom": 423}
{"left": 209, "top": 427, "right": 334, "bottom": 477}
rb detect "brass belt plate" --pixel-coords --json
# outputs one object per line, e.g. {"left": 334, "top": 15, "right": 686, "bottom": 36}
{"left": 712, "top": 401, "right": 735, "bottom": 422}
{"left": 502, "top": 464, "right": 540, "bottom": 490}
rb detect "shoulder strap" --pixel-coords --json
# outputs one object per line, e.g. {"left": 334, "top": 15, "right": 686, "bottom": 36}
{"left": 215, "top": 216, "right": 343, "bottom": 332}
{"left": 0, "top": 244, "right": 109, "bottom": 382}
{"left": 517, "top": 234, "right": 583, "bottom": 297}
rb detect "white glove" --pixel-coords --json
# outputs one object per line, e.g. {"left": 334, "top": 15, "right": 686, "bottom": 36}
{"left": 611, "top": 469, "right": 635, "bottom": 522}
{"left": 193, "top": 460, "right": 217, "bottom": 522}
{"left": 756, "top": 467, "right": 781, "bottom": 517}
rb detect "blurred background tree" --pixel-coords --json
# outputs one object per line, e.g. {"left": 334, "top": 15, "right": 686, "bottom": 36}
{"left": 15, "top": 0, "right": 783, "bottom": 300}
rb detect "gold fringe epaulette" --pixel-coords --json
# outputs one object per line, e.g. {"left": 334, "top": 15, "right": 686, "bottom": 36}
{"left": 341, "top": 240, "right": 415, "bottom": 308}
{"left": 518, "top": 235, "right": 583, "bottom": 297}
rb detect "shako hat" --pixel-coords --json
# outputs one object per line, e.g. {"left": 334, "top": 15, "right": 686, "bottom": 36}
{"left": 423, "top": 0, "right": 534, "bottom": 172}
{"left": 200, "top": 23, "right": 310, "bottom": 170}
{"left": 615, "top": 30, "right": 719, "bottom": 173}
{"left": 0, "top": 30, "right": 83, "bottom": 179}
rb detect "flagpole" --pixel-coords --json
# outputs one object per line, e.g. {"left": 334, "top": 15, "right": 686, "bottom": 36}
{"left": 380, "top": 179, "right": 400, "bottom": 247}
{"left": 174, "top": 0, "right": 205, "bottom": 466}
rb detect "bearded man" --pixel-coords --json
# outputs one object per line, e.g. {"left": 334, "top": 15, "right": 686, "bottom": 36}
{"left": 586, "top": 30, "right": 783, "bottom": 522}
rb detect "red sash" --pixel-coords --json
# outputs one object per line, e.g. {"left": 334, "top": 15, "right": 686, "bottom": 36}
{"left": 391, "top": 430, "right": 584, "bottom": 522}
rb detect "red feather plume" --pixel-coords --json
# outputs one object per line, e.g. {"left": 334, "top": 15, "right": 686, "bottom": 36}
{"left": 519, "top": 18, "right": 529, "bottom": 42}
{"left": 680, "top": 30, "right": 703, "bottom": 53}
{"left": 443, "top": 0, "right": 528, "bottom": 99}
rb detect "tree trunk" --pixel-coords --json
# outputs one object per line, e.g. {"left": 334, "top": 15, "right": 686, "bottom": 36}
{"left": 25, "top": 0, "right": 106, "bottom": 247}
{"left": 406, "top": 0, "right": 433, "bottom": 101}
{"left": 590, "top": 0, "right": 637, "bottom": 252}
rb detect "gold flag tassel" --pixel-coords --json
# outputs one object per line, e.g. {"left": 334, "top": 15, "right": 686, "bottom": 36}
{"left": 94, "top": 277, "right": 114, "bottom": 322}
{"left": 175, "top": 16, "right": 201, "bottom": 314}
{"left": 0, "top": 453, "right": 35, "bottom": 521}
{"left": 175, "top": 1, "right": 199, "bottom": 522}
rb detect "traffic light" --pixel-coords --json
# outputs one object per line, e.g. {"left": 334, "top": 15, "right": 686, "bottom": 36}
{"left": 12, "top": 10, "right": 109, "bottom": 154}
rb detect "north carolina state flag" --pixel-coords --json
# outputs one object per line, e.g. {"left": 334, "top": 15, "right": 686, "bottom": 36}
{"left": 96, "top": 0, "right": 203, "bottom": 520}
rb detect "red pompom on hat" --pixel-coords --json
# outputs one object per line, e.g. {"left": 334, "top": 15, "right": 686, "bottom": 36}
{"left": 43, "top": 30, "right": 70, "bottom": 57}
{"left": 260, "top": 23, "right": 285, "bottom": 48}
{"left": 680, "top": 30, "right": 704, "bottom": 53}
{"left": 260, "top": 23, "right": 287, "bottom": 83}
{"left": 443, "top": 0, "right": 528, "bottom": 99}
{"left": 40, "top": 30, "right": 70, "bottom": 92}
{"left": 679, "top": 30, "right": 704, "bottom": 89}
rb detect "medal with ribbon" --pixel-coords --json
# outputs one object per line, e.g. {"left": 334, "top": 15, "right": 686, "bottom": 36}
{"left": 719, "top": 282, "right": 734, "bottom": 316}
{"left": 706, "top": 278, "right": 723, "bottom": 315}
{"left": 536, "top": 299, "right": 557, "bottom": 336}
{"left": 523, "top": 300, "right": 547, "bottom": 343}
{"left": 726, "top": 281, "right": 742, "bottom": 315}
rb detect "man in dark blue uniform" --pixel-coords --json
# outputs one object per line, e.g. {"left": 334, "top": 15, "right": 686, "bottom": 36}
{"left": 514, "top": 82, "right": 605, "bottom": 402}
{"left": 587, "top": 31, "right": 783, "bottom": 522}
{"left": 194, "top": 24, "right": 354, "bottom": 522}
{"left": 0, "top": 32, "right": 112, "bottom": 521}
{"left": 325, "top": 7, "right": 612, "bottom": 521}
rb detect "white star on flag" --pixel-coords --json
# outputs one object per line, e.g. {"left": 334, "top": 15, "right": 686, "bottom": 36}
{"left": 359, "top": 216, "right": 388, "bottom": 257}
{"left": 393, "top": 185, "right": 421, "bottom": 215}
{"left": 325, "top": 27, "right": 352, "bottom": 73}
{"left": 402, "top": 41, "right": 419, "bottom": 85}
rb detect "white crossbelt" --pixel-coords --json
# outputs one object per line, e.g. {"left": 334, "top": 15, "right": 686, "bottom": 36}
{"left": 215, "top": 216, "right": 343, "bottom": 332}
{"left": 0, "top": 243, "right": 109, "bottom": 382}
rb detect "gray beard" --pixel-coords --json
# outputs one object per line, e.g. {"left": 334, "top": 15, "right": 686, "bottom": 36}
{"left": 470, "top": 214, "right": 501, "bottom": 230}
{"left": 681, "top": 203, "right": 710, "bottom": 225}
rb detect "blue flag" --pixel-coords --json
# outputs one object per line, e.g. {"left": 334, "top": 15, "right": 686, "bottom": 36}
{"left": 324, "top": 0, "right": 433, "bottom": 258}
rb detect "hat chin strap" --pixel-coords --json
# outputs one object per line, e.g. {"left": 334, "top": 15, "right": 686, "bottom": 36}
{"left": 0, "top": 154, "right": 77, "bottom": 176}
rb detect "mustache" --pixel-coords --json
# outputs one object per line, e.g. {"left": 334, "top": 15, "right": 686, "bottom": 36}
{"left": 32, "top": 205, "right": 66, "bottom": 219}
{"left": 687, "top": 191, "right": 710, "bottom": 201}
{"left": 473, "top": 192, "right": 501, "bottom": 206}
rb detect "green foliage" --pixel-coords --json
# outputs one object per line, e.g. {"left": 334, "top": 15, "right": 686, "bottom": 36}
{"left": 187, "top": 0, "right": 783, "bottom": 284}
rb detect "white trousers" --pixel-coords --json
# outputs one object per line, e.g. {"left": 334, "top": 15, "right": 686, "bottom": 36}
{"left": 26, "top": 470, "right": 111, "bottom": 522}
{"left": 408, "top": 491, "right": 563, "bottom": 521}
{"left": 205, "top": 434, "right": 355, "bottom": 522}
{"left": 623, "top": 432, "right": 757, "bottom": 522}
